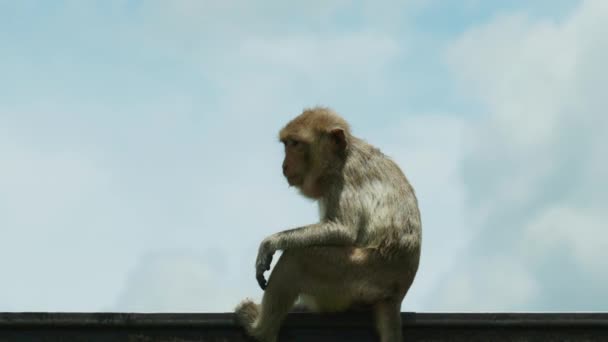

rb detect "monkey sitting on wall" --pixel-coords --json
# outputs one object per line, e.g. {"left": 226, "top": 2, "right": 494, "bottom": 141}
{"left": 235, "top": 107, "right": 421, "bottom": 342}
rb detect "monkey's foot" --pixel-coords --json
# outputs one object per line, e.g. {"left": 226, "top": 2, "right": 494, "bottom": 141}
{"left": 235, "top": 299, "right": 260, "bottom": 332}
{"left": 235, "top": 299, "right": 278, "bottom": 342}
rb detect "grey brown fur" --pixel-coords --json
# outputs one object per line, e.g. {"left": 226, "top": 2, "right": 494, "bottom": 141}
{"left": 235, "top": 107, "right": 421, "bottom": 342}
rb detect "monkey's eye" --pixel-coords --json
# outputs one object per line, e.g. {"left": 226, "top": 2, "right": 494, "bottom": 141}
{"left": 286, "top": 139, "right": 300, "bottom": 147}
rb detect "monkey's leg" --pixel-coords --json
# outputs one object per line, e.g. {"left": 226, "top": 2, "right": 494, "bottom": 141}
{"left": 296, "top": 247, "right": 411, "bottom": 341}
{"left": 373, "top": 300, "right": 403, "bottom": 342}
{"left": 249, "top": 247, "right": 410, "bottom": 342}
{"left": 249, "top": 252, "right": 300, "bottom": 342}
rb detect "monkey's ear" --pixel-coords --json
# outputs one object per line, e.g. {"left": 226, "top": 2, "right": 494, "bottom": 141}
{"left": 329, "top": 128, "right": 347, "bottom": 149}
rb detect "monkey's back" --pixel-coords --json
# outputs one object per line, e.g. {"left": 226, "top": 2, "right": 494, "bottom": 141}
{"left": 332, "top": 137, "right": 422, "bottom": 259}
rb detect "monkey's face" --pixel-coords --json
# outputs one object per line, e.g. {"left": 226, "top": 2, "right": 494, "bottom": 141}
{"left": 281, "top": 138, "right": 310, "bottom": 187}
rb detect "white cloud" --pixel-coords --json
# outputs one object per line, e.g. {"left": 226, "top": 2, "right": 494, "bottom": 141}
{"left": 524, "top": 206, "right": 608, "bottom": 277}
{"left": 428, "top": 0, "right": 608, "bottom": 311}
{"left": 114, "top": 251, "right": 242, "bottom": 312}
{"left": 239, "top": 33, "right": 402, "bottom": 76}
{"left": 0, "top": 128, "right": 129, "bottom": 311}
{"left": 430, "top": 257, "right": 539, "bottom": 311}
{"left": 0, "top": 140, "right": 108, "bottom": 226}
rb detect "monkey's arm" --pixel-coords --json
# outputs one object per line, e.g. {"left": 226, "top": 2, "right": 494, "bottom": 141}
{"left": 255, "top": 221, "right": 354, "bottom": 289}
{"left": 266, "top": 221, "right": 356, "bottom": 250}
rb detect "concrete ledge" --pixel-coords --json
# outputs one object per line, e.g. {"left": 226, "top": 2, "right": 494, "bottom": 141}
{"left": 1, "top": 312, "right": 607, "bottom": 341}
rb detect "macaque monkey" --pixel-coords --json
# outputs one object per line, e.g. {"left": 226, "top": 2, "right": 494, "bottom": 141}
{"left": 235, "top": 107, "right": 421, "bottom": 342}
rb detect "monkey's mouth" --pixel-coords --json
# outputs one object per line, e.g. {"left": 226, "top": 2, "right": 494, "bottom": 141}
{"left": 285, "top": 175, "right": 302, "bottom": 186}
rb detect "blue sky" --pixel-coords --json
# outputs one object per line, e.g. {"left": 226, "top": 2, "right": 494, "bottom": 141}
{"left": 1, "top": 0, "right": 606, "bottom": 312}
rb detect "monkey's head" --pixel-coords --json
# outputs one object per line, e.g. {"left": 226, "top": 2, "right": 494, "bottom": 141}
{"left": 279, "top": 107, "right": 351, "bottom": 199}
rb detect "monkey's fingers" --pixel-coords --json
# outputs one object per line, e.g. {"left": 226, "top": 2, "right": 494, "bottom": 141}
{"left": 256, "top": 272, "right": 267, "bottom": 290}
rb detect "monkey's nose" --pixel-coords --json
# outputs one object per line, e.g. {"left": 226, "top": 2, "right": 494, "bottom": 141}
{"left": 282, "top": 164, "right": 288, "bottom": 175}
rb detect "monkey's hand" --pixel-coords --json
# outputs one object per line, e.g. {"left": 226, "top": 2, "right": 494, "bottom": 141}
{"left": 255, "top": 238, "right": 276, "bottom": 290}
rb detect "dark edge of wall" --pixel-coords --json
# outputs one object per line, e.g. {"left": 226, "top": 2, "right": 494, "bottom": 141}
{"left": 1, "top": 312, "right": 607, "bottom": 328}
